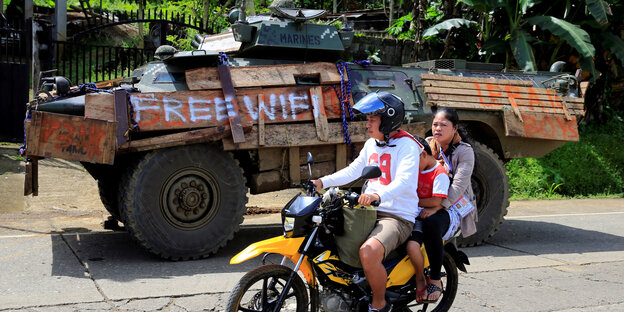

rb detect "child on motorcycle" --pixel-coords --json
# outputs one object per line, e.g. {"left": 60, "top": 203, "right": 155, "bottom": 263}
{"left": 312, "top": 91, "right": 423, "bottom": 312}
{"left": 406, "top": 136, "right": 457, "bottom": 303}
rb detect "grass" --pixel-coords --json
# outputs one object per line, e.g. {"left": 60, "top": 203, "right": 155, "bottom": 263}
{"left": 506, "top": 120, "right": 624, "bottom": 200}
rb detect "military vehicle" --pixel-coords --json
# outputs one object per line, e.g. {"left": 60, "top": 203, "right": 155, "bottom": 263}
{"left": 23, "top": 5, "right": 585, "bottom": 260}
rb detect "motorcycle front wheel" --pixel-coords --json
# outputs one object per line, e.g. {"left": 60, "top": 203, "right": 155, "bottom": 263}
{"left": 226, "top": 264, "right": 309, "bottom": 312}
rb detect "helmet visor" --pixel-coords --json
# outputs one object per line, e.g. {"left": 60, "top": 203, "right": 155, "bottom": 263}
{"left": 353, "top": 93, "right": 386, "bottom": 115}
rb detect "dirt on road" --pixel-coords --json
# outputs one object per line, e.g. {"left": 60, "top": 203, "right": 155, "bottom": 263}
{"left": 0, "top": 146, "right": 298, "bottom": 235}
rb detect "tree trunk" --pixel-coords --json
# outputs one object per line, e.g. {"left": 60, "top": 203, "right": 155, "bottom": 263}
{"left": 410, "top": 0, "right": 426, "bottom": 61}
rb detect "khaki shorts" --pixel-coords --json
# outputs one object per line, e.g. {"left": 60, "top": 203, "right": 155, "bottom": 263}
{"left": 368, "top": 211, "right": 414, "bottom": 258}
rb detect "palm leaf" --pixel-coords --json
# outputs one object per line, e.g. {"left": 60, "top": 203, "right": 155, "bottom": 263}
{"left": 528, "top": 15, "right": 596, "bottom": 61}
{"left": 510, "top": 29, "right": 537, "bottom": 72}
{"left": 586, "top": 0, "right": 611, "bottom": 25}
{"left": 457, "top": 0, "right": 508, "bottom": 12}
{"left": 519, "top": 0, "right": 540, "bottom": 15}
{"left": 597, "top": 32, "right": 624, "bottom": 67}
{"left": 422, "top": 18, "right": 477, "bottom": 38}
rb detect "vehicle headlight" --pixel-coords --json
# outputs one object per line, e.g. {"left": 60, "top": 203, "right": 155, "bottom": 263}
{"left": 283, "top": 217, "right": 295, "bottom": 232}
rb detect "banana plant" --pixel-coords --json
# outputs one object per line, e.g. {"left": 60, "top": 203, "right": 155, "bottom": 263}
{"left": 421, "top": 0, "right": 614, "bottom": 80}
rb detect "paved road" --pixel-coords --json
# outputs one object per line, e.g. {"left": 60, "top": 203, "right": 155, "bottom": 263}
{"left": 1, "top": 199, "right": 623, "bottom": 311}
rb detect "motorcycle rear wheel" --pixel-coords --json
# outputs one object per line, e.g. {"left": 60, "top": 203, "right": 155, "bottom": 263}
{"left": 226, "top": 264, "right": 309, "bottom": 312}
{"left": 393, "top": 251, "right": 458, "bottom": 312}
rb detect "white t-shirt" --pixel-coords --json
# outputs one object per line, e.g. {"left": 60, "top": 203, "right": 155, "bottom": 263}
{"left": 320, "top": 131, "right": 423, "bottom": 222}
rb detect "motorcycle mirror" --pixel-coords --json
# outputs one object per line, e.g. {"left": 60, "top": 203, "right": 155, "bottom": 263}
{"left": 361, "top": 166, "right": 381, "bottom": 180}
{"left": 306, "top": 152, "right": 313, "bottom": 179}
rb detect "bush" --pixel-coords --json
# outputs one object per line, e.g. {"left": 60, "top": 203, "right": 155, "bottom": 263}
{"left": 506, "top": 120, "right": 624, "bottom": 199}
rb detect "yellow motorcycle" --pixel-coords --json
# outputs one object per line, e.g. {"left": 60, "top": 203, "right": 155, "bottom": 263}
{"left": 227, "top": 154, "right": 469, "bottom": 312}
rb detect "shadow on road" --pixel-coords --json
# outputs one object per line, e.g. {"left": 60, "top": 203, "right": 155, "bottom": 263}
{"left": 468, "top": 219, "right": 624, "bottom": 257}
{"left": 50, "top": 225, "right": 283, "bottom": 281}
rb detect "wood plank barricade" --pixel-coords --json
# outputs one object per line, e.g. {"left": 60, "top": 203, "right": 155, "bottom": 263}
{"left": 119, "top": 125, "right": 232, "bottom": 153}
{"left": 85, "top": 93, "right": 116, "bottom": 121}
{"left": 128, "top": 85, "right": 344, "bottom": 132}
{"left": 421, "top": 73, "right": 584, "bottom": 141}
{"left": 310, "top": 86, "right": 329, "bottom": 141}
{"left": 222, "top": 121, "right": 426, "bottom": 150}
{"left": 185, "top": 62, "right": 346, "bottom": 90}
{"left": 217, "top": 61, "right": 246, "bottom": 143}
{"left": 26, "top": 111, "right": 117, "bottom": 164}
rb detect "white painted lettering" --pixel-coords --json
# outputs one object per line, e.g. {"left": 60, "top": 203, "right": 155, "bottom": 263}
{"left": 189, "top": 97, "right": 212, "bottom": 122}
{"left": 130, "top": 94, "right": 160, "bottom": 122}
{"left": 214, "top": 97, "right": 228, "bottom": 121}
{"left": 163, "top": 97, "right": 187, "bottom": 123}
{"left": 289, "top": 93, "right": 310, "bottom": 120}
{"left": 279, "top": 94, "right": 288, "bottom": 119}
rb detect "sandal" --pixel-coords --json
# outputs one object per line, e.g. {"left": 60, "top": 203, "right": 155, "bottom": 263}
{"left": 423, "top": 282, "right": 443, "bottom": 304}
{"left": 415, "top": 285, "right": 427, "bottom": 303}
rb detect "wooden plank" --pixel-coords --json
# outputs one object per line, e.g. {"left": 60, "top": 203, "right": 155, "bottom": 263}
{"left": 128, "top": 85, "right": 343, "bottom": 132}
{"left": 26, "top": 111, "right": 116, "bottom": 165}
{"left": 24, "top": 158, "right": 33, "bottom": 196}
{"left": 430, "top": 101, "right": 582, "bottom": 115}
{"left": 421, "top": 73, "right": 534, "bottom": 86}
{"left": 517, "top": 111, "right": 580, "bottom": 141}
{"left": 250, "top": 171, "right": 284, "bottom": 194}
{"left": 508, "top": 97, "right": 523, "bottom": 122}
{"left": 94, "top": 77, "right": 123, "bottom": 89}
{"left": 289, "top": 147, "right": 300, "bottom": 184}
{"left": 258, "top": 94, "right": 265, "bottom": 146}
{"left": 427, "top": 93, "right": 573, "bottom": 110}
{"left": 580, "top": 81, "right": 590, "bottom": 97}
{"left": 119, "top": 125, "right": 231, "bottom": 153}
{"left": 258, "top": 148, "right": 285, "bottom": 171}
{"left": 299, "top": 161, "right": 334, "bottom": 182}
{"left": 217, "top": 63, "right": 246, "bottom": 143}
{"left": 223, "top": 121, "right": 369, "bottom": 150}
{"left": 85, "top": 93, "right": 115, "bottom": 121}
{"left": 560, "top": 98, "right": 574, "bottom": 121}
{"left": 310, "top": 86, "right": 329, "bottom": 141}
{"left": 114, "top": 89, "right": 129, "bottom": 147}
{"left": 503, "top": 109, "right": 526, "bottom": 137}
{"left": 186, "top": 62, "right": 346, "bottom": 90}
{"left": 300, "top": 145, "right": 335, "bottom": 164}
{"left": 223, "top": 121, "right": 426, "bottom": 150}
{"left": 424, "top": 81, "right": 584, "bottom": 103}
{"left": 336, "top": 144, "right": 347, "bottom": 171}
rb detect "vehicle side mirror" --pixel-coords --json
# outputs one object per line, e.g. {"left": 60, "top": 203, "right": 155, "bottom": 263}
{"left": 361, "top": 166, "right": 381, "bottom": 180}
{"left": 306, "top": 152, "right": 313, "bottom": 165}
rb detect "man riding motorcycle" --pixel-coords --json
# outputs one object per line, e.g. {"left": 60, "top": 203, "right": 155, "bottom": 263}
{"left": 312, "top": 91, "right": 424, "bottom": 312}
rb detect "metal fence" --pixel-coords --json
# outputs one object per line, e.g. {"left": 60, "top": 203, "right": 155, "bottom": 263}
{"left": 0, "top": 24, "right": 29, "bottom": 141}
{"left": 53, "top": 41, "right": 155, "bottom": 85}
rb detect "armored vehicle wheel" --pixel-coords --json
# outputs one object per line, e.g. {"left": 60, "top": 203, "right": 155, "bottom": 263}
{"left": 98, "top": 179, "right": 121, "bottom": 220}
{"left": 120, "top": 145, "right": 248, "bottom": 260}
{"left": 457, "top": 142, "right": 510, "bottom": 247}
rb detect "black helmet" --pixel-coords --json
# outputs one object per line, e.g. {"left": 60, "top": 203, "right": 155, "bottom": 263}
{"left": 353, "top": 91, "right": 405, "bottom": 138}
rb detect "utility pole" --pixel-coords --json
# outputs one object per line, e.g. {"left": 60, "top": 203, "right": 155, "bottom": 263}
{"left": 55, "top": 0, "right": 67, "bottom": 41}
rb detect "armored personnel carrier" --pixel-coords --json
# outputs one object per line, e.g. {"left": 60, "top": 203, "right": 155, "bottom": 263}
{"left": 23, "top": 5, "right": 585, "bottom": 259}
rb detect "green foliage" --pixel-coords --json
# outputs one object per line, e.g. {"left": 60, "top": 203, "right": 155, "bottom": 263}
{"left": 365, "top": 48, "right": 381, "bottom": 64}
{"left": 386, "top": 13, "right": 414, "bottom": 40}
{"left": 506, "top": 120, "right": 624, "bottom": 199}
{"left": 422, "top": 18, "right": 477, "bottom": 38}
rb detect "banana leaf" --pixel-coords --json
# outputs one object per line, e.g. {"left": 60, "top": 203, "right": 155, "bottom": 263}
{"left": 510, "top": 29, "right": 537, "bottom": 72}
{"left": 423, "top": 18, "right": 477, "bottom": 38}
{"left": 528, "top": 15, "right": 596, "bottom": 77}
{"left": 586, "top": 0, "right": 611, "bottom": 25}
{"left": 597, "top": 32, "right": 624, "bottom": 67}
{"left": 457, "top": 0, "right": 507, "bottom": 12}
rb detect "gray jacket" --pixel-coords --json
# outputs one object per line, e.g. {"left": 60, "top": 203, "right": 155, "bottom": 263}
{"left": 427, "top": 138, "right": 478, "bottom": 237}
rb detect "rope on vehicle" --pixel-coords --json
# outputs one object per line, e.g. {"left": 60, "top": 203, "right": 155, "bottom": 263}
{"left": 18, "top": 109, "right": 32, "bottom": 157}
{"left": 334, "top": 61, "right": 355, "bottom": 145}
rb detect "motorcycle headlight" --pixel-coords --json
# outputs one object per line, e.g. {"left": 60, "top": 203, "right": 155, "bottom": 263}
{"left": 283, "top": 216, "right": 295, "bottom": 232}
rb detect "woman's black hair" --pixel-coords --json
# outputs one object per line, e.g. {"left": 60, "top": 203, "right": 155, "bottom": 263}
{"left": 414, "top": 135, "right": 432, "bottom": 155}
{"left": 434, "top": 107, "right": 473, "bottom": 146}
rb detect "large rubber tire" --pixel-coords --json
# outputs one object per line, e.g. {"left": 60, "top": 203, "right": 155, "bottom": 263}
{"left": 393, "top": 252, "right": 459, "bottom": 312}
{"left": 119, "top": 145, "right": 248, "bottom": 260}
{"left": 226, "top": 264, "right": 309, "bottom": 312}
{"left": 81, "top": 162, "right": 122, "bottom": 221}
{"left": 457, "top": 142, "right": 510, "bottom": 247}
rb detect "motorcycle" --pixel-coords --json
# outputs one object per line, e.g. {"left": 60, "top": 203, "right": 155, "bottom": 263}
{"left": 227, "top": 153, "right": 470, "bottom": 312}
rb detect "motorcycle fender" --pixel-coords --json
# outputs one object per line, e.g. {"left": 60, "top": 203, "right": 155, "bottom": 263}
{"left": 230, "top": 236, "right": 316, "bottom": 286}
{"left": 386, "top": 246, "right": 430, "bottom": 287}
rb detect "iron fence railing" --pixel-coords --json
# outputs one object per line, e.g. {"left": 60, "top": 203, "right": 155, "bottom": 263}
{"left": 54, "top": 41, "right": 155, "bottom": 85}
